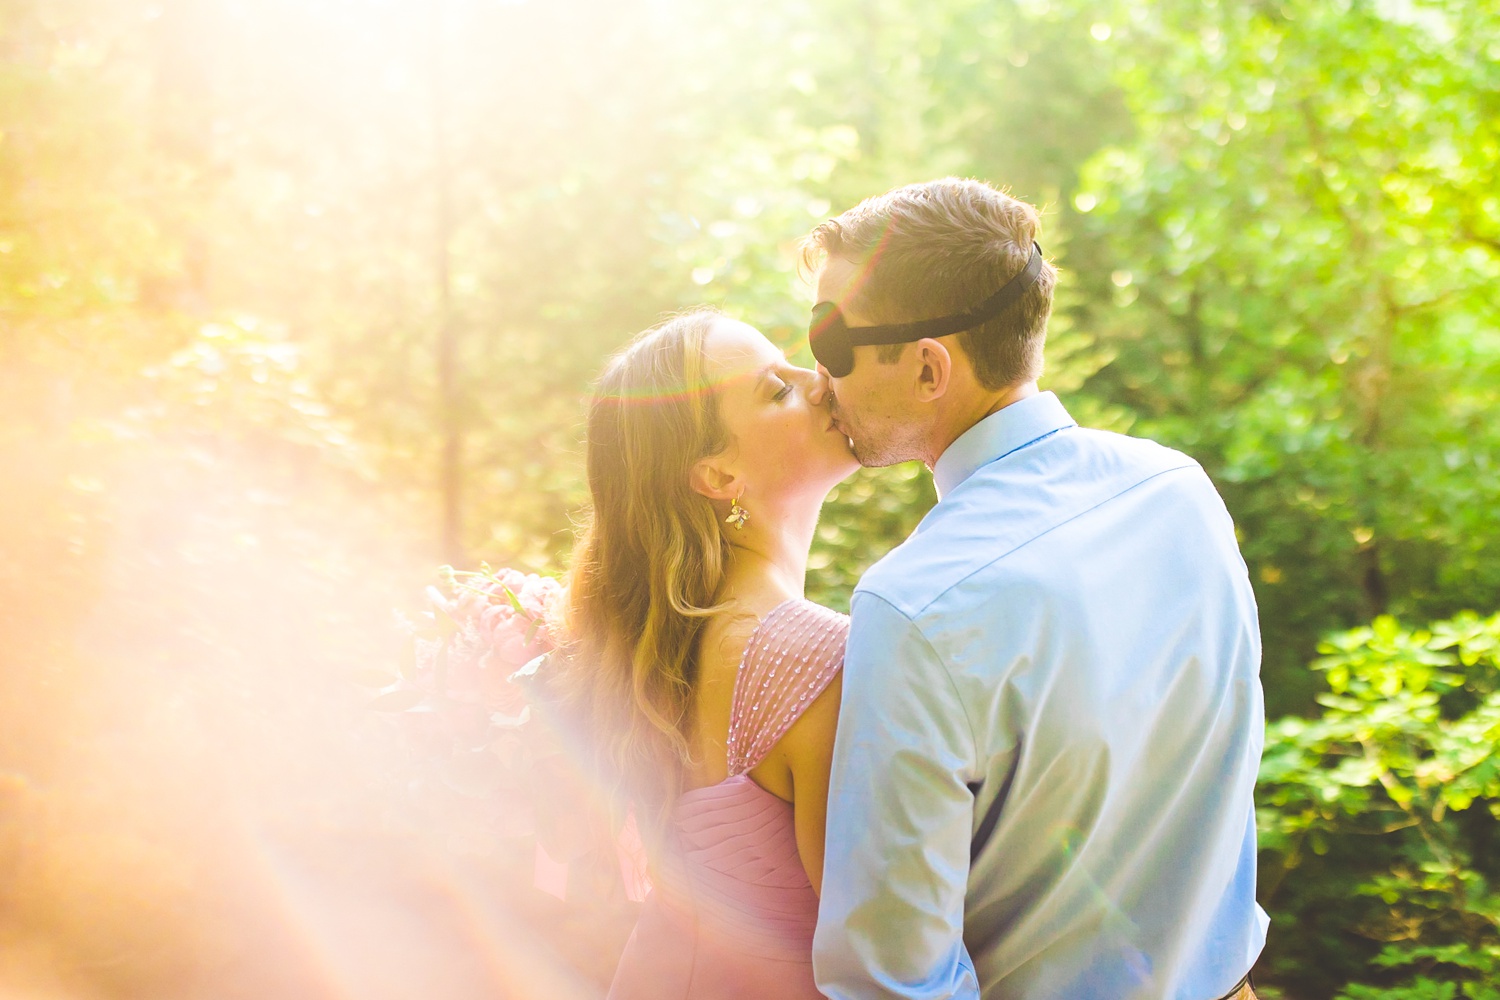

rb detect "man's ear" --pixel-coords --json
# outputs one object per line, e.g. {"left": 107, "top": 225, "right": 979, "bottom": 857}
{"left": 690, "top": 453, "right": 741, "bottom": 501}
{"left": 912, "top": 338, "right": 954, "bottom": 402}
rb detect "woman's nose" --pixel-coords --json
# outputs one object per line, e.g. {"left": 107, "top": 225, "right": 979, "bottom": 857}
{"left": 806, "top": 369, "right": 830, "bottom": 407}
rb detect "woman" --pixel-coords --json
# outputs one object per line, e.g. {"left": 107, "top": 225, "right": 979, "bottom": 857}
{"left": 557, "top": 308, "right": 859, "bottom": 998}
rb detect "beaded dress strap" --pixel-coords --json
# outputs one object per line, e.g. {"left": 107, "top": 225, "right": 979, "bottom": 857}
{"left": 724, "top": 600, "right": 849, "bottom": 777}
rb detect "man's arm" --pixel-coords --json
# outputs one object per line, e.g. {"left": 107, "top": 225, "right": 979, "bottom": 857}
{"left": 813, "top": 592, "right": 981, "bottom": 999}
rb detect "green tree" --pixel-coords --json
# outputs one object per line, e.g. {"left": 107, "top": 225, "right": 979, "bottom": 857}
{"left": 1071, "top": 0, "right": 1500, "bottom": 712}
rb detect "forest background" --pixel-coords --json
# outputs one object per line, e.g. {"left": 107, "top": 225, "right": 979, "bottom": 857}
{"left": 2, "top": 0, "right": 1498, "bottom": 997}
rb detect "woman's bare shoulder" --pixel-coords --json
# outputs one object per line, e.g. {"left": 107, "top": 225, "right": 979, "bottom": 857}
{"left": 700, "top": 595, "right": 847, "bottom": 689}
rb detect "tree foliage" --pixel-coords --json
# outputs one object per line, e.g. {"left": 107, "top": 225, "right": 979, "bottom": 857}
{"left": 1259, "top": 611, "right": 1500, "bottom": 998}
{"left": 1074, "top": 0, "right": 1500, "bottom": 709}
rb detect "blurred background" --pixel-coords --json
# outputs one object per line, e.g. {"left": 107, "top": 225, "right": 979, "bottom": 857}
{"left": 2, "top": 0, "right": 1498, "bottom": 996}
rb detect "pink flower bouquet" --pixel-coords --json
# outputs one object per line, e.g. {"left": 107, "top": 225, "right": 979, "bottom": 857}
{"left": 376, "top": 564, "right": 564, "bottom": 835}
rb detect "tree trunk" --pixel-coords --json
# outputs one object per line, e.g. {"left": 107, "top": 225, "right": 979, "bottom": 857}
{"left": 430, "top": 1, "right": 463, "bottom": 566}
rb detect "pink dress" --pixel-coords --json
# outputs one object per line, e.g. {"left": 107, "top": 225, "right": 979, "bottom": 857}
{"left": 608, "top": 599, "right": 849, "bottom": 1000}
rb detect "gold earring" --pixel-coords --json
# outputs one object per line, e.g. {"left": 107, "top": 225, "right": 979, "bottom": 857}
{"left": 725, "top": 493, "right": 749, "bottom": 530}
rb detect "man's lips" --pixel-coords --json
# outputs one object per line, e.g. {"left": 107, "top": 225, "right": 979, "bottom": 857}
{"left": 826, "top": 401, "right": 849, "bottom": 437}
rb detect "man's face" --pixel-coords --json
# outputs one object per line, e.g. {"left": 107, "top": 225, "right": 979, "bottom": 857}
{"left": 813, "top": 256, "right": 927, "bottom": 468}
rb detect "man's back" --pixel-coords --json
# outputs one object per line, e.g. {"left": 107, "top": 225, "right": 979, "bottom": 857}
{"left": 814, "top": 393, "right": 1267, "bottom": 1000}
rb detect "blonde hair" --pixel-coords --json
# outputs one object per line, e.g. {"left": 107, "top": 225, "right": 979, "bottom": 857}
{"left": 558, "top": 309, "right": 731, "bottom": 839}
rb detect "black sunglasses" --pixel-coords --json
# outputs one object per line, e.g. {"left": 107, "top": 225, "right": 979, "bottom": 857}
{"left": 809, "top": 243, "right": 1045, "bottom": 378}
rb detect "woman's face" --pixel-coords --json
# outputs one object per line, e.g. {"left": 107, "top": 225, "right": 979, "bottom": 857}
{"left": 701, "top": 317, "right": 858, "bottom": 504}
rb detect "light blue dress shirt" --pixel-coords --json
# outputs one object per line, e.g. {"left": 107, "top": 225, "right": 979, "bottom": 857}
{"left": 813, "top": 392, "right": 1268, "bottom": 1000}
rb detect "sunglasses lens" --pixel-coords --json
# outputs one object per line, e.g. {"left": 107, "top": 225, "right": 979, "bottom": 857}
{"left": 809, "top": 303, "right": 855, "bottom": 379}
{"left": 823, "top": 344, "right": 853, "bottom": 379}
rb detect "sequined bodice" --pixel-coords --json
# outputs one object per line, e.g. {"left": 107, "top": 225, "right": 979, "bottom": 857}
{"left": 725, "top": 599, "right": 849, "bottom": 778}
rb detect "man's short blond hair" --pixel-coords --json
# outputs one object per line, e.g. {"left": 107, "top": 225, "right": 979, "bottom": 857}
{"left": 803, "top": 178, "right": 1056, "bottom": 390}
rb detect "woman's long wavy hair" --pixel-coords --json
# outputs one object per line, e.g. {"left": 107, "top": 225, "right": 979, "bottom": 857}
{"left": 557, "top": 310, "right": 733, "bottom": 841}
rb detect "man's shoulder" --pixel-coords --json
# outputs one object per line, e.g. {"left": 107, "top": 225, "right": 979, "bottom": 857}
{"left": 1067, "top": 424, "right": 1205, "bottom": 476}
{"left": 855, "top": 426, "right": 1215, "bottom": 619}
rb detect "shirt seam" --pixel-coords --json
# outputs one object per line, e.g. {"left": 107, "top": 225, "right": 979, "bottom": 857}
{"left": 855, "top": 590, "right": 980, "bottom": 771}
{"left": 869, "top": 462, "right": 1199, "bottom": 619}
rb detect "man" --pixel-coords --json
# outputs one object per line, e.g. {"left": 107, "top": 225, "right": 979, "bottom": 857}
{"left": 805, "top": 178, "right": 1267, "bottom": 1000}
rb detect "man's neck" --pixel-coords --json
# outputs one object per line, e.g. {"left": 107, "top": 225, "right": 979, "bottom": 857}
{"left": 921, "top": 381, "right": 1039, "bottom": 470}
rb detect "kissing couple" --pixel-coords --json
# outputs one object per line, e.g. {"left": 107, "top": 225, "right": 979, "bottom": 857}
{"left": 549, "top": 178, "right": 1267, "bottom": 999}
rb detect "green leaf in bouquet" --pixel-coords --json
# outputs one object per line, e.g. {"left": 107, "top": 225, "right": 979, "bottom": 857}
{"left": 490, "top": 705, "right": 532, "bottom": 730}
{"left": 509, "top": 653, "right": 559, "bottom": 707}
{"left": 491, "top": 797, "right": 536, "bottom": 841}
{"left": 510, "top": 653, "right": 548, "bottom": 683}
{"left": 424, "top": 586, "right": 462, "bottom": 637}
{"left": 368, "top": 688, "right": 426, "bottom": 712}
{"left": 439, "top": 748, "right": 506, "bottom": 797}
{"left": 351, "top": 667, "right": 402, "bottom": 689}
{"left": 487, "top": 726, "right": 522, "bottom": 757}
{"left": 501, "top": 584, "right": 529, "bottom": 618}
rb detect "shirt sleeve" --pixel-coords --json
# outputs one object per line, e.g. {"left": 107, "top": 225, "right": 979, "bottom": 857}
{"left": 813, "top": 591, "right": 981, "bottom": 999}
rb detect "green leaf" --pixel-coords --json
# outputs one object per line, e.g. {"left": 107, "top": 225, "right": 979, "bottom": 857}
{"left": 439, "top": 749, "right": 506, "bottom": 797}
{"left": 368, "top": 688, "right": 426, "bottom": 712}
{"left": 350, "top": 668, "right": 402, "bottom": 689}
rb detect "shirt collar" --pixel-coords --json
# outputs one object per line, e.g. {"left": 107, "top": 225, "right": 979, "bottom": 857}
{"left": 931, "top": 391, "right": 1077, "bottom": 499}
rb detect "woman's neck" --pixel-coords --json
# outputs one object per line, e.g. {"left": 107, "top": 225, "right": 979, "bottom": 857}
{"left": 720, "top": 495, "right": 820, "bottom": 607}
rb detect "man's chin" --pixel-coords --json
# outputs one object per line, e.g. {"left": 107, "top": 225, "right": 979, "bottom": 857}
{"left": 835, "top": 417, "right": 907, "bottom": 468}
{"left": 850, "top": 438, "right": 904, "bottom": 469}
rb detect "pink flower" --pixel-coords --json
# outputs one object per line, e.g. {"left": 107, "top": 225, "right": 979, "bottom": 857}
{"left": 401, "top": 565, "right": 563, "bottom": 718}
{"left": 444, "top": 644, "right": 485, "bottom": 703}
{"left": 520, "top": 576, "right": 562, "bottom": 622}
{"left": 478, "top": 648, "right": 530, "bottom": 716}
{"left": 476, "top": 574, "right": 560, "bottom": 664}
{"left": 453, "top": 589, "right": 488, "bottom": 620}
{"left": 482, "top": 569, "right": 530, "bottom": 601}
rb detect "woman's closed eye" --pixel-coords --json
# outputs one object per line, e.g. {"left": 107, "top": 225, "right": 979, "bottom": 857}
{"left": 771, "top": 378, "right": 794, "bottom": 402}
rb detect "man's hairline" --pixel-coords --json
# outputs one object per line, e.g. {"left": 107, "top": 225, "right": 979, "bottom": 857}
{"left": 813, "top": 250, "right": 910, "bottom": 331}
{"left": 816, "top": 253, "right": 995, "bottom": 371}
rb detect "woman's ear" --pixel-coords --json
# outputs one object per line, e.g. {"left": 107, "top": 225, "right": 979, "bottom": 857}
{"left": 690, "top": 454, "right": 741, "bottom": 502}
{"left": 913, "top": 337, "right": 953, "bottom": 402}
